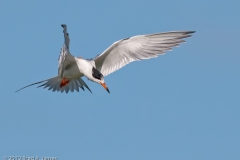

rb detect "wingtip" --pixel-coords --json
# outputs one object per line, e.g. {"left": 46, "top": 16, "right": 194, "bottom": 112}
{"left": 187, "top": 31, "right": 196, "bottom": 34}
{"left": 61, "top": 24, "right": 66, "bottom": 28}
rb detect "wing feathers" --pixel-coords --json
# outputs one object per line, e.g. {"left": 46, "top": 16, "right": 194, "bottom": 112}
{"left": 95, "top": 31, "right": 195, "bottom": 76}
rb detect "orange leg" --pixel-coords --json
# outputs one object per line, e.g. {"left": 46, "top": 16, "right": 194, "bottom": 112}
{"left": 60, "top": 78, "right": 70, "bottom": 88}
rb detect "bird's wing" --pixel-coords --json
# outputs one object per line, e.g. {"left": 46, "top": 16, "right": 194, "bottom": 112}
{"left": 58, "top": 24, "right": 75, "bottom": 78}
{"left": 94, "top": 31, "right": 195, "bottom": 76}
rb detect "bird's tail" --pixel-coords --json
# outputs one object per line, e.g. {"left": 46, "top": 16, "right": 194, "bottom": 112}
{"left": 16, "top": 76, "right": 92, "bottom": 93}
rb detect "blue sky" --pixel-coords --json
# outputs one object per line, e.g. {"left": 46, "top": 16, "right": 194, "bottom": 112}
{"left": 1, "top": 0, "right": 240, "bottom": 159}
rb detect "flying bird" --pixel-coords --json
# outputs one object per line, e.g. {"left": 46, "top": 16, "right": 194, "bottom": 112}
{"left": 16, "top": 24, "right": 195, "bottom": 93}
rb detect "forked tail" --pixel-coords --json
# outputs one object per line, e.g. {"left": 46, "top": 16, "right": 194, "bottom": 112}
{"left": 16, "top": 76, "right": 92, "bottom": 93}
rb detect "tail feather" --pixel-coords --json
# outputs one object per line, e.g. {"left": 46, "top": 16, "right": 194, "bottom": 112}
{"left": 15, "top": 79, "right": 48, "bottom": 92}
{"left": 50, "top": 79, "right": 61, "bottom": 92}
{"left": 16, "top": 76, "right": 92, "bottom": 93}
{"left": 75, "top": 79, "right": 84, "bottom": 91}
{"left": 65, "top": 85, "right": 70, "bottom": 93}
{"left": 72, "top": 80, "right": 79, "bottom": 92}
{"left": 48, "top": 78, "right": 60, "bottom": 90}
{"left": 78, "top": 78, "right": 92, "bottom": 93}
{"left": 69, "top": 81, "right": 75, "bottom": 92}
{"left": 60, "top": 86, "right": 65, "bottom": 93}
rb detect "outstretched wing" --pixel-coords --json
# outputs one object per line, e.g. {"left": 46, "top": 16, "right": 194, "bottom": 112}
{"left": 58, "top": 24, "right": 75, "bottom": 78}
{"left": 94, "top": 31, "right": 195, "bottom": 76}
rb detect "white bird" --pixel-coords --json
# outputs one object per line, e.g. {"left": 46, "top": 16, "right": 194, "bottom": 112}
{"left": 16, "top": 24, "right": 195, "bottom": 93}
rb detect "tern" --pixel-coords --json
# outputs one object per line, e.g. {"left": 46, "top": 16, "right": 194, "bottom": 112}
{"left": 16, "top": 24, "right": 195, "bottom": 93}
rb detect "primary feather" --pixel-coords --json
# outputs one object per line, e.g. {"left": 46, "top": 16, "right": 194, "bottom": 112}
{"left": 95, "top": 31, "right": 195, "bottom": 76}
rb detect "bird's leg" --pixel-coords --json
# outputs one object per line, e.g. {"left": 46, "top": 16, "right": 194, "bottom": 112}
{"left": 60, "top": 78, "right": 70, "bottom": 88}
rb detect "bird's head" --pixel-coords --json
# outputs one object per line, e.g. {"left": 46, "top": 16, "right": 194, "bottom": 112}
{"left": 92, "top": 67, "right": 110, "bottom": 93}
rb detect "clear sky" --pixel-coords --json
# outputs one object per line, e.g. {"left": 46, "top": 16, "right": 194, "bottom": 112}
{"left": 1, "top": 0, "right": 240, "bottom": 159}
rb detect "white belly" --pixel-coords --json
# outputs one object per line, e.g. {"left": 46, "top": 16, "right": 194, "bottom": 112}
{"left": 75, "top": 58, "right": 95, "bottom": 80}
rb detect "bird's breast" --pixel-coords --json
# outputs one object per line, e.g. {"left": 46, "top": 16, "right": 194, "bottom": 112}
{"left": 75, "top": 58, "right": 94, "bottom": 78}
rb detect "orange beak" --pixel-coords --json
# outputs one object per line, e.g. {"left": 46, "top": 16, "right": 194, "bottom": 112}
{"left": 100, "top": 82, "right": 110, "bottom": 93}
